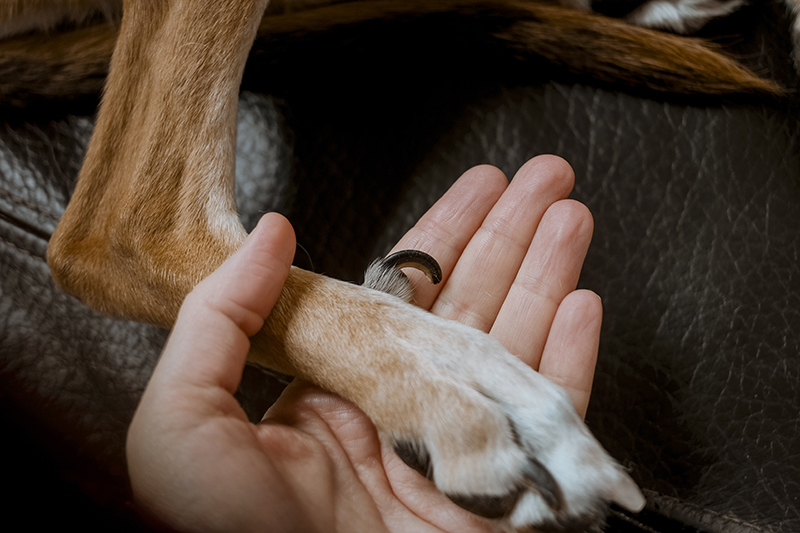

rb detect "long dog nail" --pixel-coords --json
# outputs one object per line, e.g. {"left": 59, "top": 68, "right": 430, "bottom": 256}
{"left": 380, "top": 250, "right": 442, "bottom": 285}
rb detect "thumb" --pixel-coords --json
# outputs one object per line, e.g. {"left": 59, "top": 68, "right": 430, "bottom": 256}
{"left": 154, "top": 212, "right": 296, "bottom": 395}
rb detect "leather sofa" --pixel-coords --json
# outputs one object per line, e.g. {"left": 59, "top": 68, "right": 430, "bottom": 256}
{"left": 1, "top": 1, "right": 797, "bottom": 531}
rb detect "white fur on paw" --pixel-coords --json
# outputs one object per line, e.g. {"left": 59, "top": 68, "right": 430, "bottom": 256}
{"left": 373, "top": 305, "right": 645, "bottom": 532}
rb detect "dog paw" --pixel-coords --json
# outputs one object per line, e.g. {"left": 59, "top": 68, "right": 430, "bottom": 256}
{"left": 365, "top": 252, "right": 645, "bottom": 531}
{"left": 385, "top": 320, "right": 643, "bottom": 531}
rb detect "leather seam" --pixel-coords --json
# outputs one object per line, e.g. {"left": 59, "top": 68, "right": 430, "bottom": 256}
{"left": 0, "top": 187, "right": 61, "bottom": 223}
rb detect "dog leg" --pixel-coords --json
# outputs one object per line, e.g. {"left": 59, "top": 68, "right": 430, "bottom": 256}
{"left": 48, "top": 0, "right": 644, "bottom": 529}
{"left": 47, "top": 0, "right": 270, "bottom": 326}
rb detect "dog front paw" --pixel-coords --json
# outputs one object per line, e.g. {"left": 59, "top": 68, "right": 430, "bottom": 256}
{"left": 363, "top": 253, "right": 644, "bottom": 531}
{"left": 376, "top": 317, "right": 643, "bottom": 531}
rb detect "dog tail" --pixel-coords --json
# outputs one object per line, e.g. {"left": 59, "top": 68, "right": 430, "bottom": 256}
{"left": 490, "top": 3, "right": 782, "bottom": 94}
{"left": 0, "top": 0, "right": 781, "bottom": 108}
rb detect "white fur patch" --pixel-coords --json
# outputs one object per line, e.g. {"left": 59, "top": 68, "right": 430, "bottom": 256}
{"left": 626, "top": 0, "right": 746, "bottom": 33}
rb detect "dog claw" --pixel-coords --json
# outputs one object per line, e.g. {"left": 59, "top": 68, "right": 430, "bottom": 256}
{"left": 380, "top": 250, "right": 442, "bottom": 285}
{"left": 363, "top": 250, "right": 442, "bottom": 301}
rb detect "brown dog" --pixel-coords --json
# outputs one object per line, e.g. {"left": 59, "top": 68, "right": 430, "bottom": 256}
{"left": 0, "top": 1, "right": 784, "bottom": 530}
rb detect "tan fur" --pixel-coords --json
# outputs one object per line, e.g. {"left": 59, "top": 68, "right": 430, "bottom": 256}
{"left": 47, "top": 0, "right": 258, "bottom": 327}
{"left": 251, "top": 267, "right": 500, "bottom": 443}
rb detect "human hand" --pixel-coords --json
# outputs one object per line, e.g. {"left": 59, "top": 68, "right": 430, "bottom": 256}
{"left": 126, "top": 155, "right": 599, "bottom": 532}
{"left": 390, "top": 155, "right": 598, "bottom": 418}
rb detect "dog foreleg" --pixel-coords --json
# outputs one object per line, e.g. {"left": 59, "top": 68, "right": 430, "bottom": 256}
{"left": 47, "top": 0, "right": 270, "bottom": 326}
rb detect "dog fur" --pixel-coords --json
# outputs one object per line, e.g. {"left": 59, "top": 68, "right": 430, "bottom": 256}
{"left": 0, "top": 1, "right": 789, "bottom": 531}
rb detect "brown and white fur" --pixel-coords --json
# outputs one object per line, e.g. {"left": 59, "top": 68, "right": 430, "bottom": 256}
{"left": 0, "top": 1, "right": 789, "bottom": 531}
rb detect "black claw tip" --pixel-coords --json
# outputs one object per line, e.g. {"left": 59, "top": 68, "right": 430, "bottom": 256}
{"left": 446, "top": 490, "right": 522, "bottom": 519}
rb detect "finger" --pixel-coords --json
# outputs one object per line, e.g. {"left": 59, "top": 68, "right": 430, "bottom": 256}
{"left": 490, "top": 200, "right": 593, "bottom": 369}
{"left": 430, "top": 155, "right": 575, "bottom": 331}
{"left": 266, "top": 383, "right": 490, "bottom": 532}
{"left": 155, "top": 213, "right": 296, "bottom": 395}
{"left": 263, "top": 382, "right": 442, "bottom": 532}
{"left": 389, "top": 165, "right": 508, "bottom": 310}
{"left": 382, "top": 446, "right": 495, "bottom": 532}
{"left": 537, "top": 290, "right": 602, "bottom": 419}
{"left": 260, "top": 382, "right": 389, "bottom": 526}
